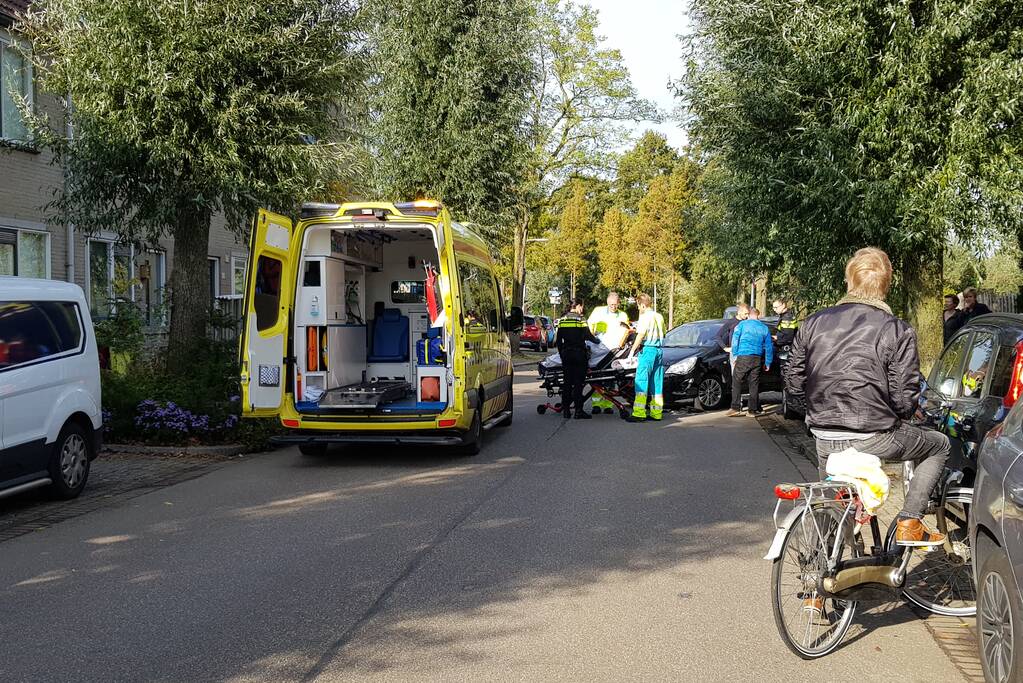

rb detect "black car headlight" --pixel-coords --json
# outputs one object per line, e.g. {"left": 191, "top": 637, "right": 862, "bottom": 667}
{"left": 665, "top": 357, "right": 698, "bottom": 376}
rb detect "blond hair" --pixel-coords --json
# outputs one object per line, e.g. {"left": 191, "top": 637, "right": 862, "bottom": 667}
{"left": 736, "top": 303, "right": 750, "bottom": 313}
{"left": 845, "top": 247, "right": 892, "bottom": 300}
{"left": 636, "top": 293, "right": 652, "bottom": 307}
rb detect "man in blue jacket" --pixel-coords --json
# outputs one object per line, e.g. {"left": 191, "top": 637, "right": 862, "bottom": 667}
{"left": 726, "top": 307, "right": 773, "bottom": 416}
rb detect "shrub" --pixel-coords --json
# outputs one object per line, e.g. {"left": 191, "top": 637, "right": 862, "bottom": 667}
{"left": 102, "top": 337, "right": 282, "bottom": 449}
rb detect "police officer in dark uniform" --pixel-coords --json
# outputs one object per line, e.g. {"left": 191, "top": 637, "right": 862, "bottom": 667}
{"left": 773, "top": 298, "right": 799, "bottom": 348}
{"left": 556, "top": 298, "right": 599, "bottom": 419}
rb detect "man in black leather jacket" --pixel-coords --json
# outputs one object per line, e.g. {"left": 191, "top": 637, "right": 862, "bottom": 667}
{"left": 785, "top": 247, "right": 950, "bottom": 546}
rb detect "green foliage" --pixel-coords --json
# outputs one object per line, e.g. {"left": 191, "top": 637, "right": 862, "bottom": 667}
{"left": 21, "top": 0, "right": 368, "bottom": 240}
{"left": 612, "top": 131, "right": 680, "bottom": 213}
{"left": 102, "top": 338, "right": 281, "bottom": 449}
{"left": 679, "top": 0, "right": 1023, "bottom": 311}
{"left": 369, "top": 0, "right": 535, "bottom": 238}
{"left": 93, "top": 302, "right": 145, "bottom": 356}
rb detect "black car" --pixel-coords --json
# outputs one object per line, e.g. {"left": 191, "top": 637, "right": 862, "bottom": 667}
{"left": 661, "top": 319, "right": 783, "bottom": 410}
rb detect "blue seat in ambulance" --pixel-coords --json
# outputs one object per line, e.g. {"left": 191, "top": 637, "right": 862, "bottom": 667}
{"left": 368, "top": 308, "right": 410, "bottom": 363}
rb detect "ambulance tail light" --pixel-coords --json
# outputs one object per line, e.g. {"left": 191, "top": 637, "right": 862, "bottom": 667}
{"left": 1003, "top": 341, "right": 1023, "bottom": 409}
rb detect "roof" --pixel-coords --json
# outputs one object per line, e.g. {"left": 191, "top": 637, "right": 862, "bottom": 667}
{"left": 0, "top": 0, "right": 30, "bottom": 21}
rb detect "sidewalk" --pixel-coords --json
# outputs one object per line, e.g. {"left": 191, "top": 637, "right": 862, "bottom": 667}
{"left": 0, "top": 449, "right": 239, "bottom": 544}
{"left": 756, "top": 409, "right": 983, "bottom": 682}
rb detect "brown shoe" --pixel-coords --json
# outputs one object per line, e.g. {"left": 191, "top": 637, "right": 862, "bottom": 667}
{"left": 895, "top": 518, "right": 945, "bottom": 547}
{"left": 803, "top": 596, "right": 824, "bottom": 613}
{"left": 725, "top": 410, "right": 744, "bottom": 417}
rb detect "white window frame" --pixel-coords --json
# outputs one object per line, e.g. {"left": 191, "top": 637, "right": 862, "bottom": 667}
{"left": 86, "top": 238, "right": 135, "bottom": 317}
{"left": 0, "top": 29, "right": 35, "bottom": 144}
{"left": 140, "top": 249, "right": 167, "bottom": 327}
{"left": 0, "top": 224, "right": 51, "bottom": 278}
{"left": 229, "top": 254, "right": 248, "bottom": 299}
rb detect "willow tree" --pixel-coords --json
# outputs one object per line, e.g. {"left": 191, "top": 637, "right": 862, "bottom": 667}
{"left": 20, "top": 0, "right": 367, "bottom": 367}
{"left": 680, "top": 0, "right": 1023, "bottom": 363}
{"left": 370, "top": 0, "right": 534, "bottom": 236}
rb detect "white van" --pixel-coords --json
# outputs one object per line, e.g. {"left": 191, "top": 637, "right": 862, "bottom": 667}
{"left": 0, "top": 277, "right": 102, "bottom": 499}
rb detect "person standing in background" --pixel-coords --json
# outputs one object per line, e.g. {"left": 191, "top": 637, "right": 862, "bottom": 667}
{"left": 588, "top": 292, "right": 630, "bottom": 414}
{"left": 717, "top": 303, "right": 749, "bottom": 362}
{"left": 726, "top": 307, "right": 773, "bottom": 417}
{"left": 942, "top": 294, "right": 961, "bottom": 344}
{"left": 628, "top": 294, "right": 666, "bottom": 422}
{"left": 772, "top": 298, "right": 798, "bottom": 348}
{"left": 556, "top": 298, "right": 599, "bottom": 420}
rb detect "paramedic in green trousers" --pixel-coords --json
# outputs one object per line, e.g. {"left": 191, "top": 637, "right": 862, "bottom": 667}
{"left": 628, "top": 293, "right": 666, "bottom": 422}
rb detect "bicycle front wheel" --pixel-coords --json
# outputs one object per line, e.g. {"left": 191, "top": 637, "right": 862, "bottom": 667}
{"left": 771, "top": 506, "right": 859, "bottom": 659}
{"left": 889, "top": 497, "right": 976, "bottom": 617}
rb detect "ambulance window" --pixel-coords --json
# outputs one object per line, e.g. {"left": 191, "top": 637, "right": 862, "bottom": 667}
{"left": 254, "top": 256, "right": 282, "bottom": 331}
{"left": 391, "top": 280, "right": 426, "bottom": 304}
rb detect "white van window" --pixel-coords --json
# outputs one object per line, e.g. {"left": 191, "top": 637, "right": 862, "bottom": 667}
{"left": 0, "top": 301, "right": 82, "bottom": 369}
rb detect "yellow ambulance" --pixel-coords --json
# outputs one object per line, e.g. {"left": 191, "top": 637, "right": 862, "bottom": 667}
{"left": 239, "top": 200, "right": 521, "bottom": 455}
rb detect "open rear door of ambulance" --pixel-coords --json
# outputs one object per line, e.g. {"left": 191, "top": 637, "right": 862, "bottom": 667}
{"left": 240, "top": 209, "right": 296, "bottom": 417}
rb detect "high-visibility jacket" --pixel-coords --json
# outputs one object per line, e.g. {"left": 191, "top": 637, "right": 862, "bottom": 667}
{"left": 636, "top": 309, "right": 665, "bottom": 347}
{"left": 588, "top": 305, "right": 630, "bottom": 347}
{"left": 776, "top": 310, "right": 799, "bottom": 347}
{"left": 556, "top": 314, "right": 599, "bottom": 356}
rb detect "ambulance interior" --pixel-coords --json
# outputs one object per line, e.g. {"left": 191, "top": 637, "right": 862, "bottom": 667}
{"left": 292, "top": 223, "right": 451, "bottom": 415}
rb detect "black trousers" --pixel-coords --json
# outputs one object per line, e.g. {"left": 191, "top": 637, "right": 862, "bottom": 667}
{"left": 731, "top": 354, "right": 763, "bottom": 412}
{"left": 562, "top": 351, "right": 587, "bottom": 414}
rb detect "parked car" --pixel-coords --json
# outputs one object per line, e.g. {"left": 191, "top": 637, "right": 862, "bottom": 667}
{"left": 917, "top": 314, "right": 1023, "bottom": 482}
{"left": 970, "top": 390, "right": 1023, "bottom": 682}
{"left": 661, "top": 318, "right": 783, "bottom": 410}
{"left": 520, "top": 315, "right": 548, "bottom": 351}
{"left": 540, "top": 315, "right": 556, "bottom": 347}
{"left": 0, "top": 277, "right": 102, "bottom": 500}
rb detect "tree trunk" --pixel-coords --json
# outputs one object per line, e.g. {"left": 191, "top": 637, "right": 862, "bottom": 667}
{"left": 510, "top": 215, "right": 529, "bottom": 352}
{"left": 905, "top": 253, "right": 944, "bottom": 374}
{"left": 167, "top": 203, "right": 213, "bottom": 370}
{"left": 668, "top": 270, "right": 675, "bottom": 328}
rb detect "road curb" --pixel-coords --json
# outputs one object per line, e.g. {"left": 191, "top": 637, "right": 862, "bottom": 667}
{"left": 103, "top": 443, "right": 249, "bottom": 457}
{"left": 754, "top": 410, "right": 983, "bottom": 682}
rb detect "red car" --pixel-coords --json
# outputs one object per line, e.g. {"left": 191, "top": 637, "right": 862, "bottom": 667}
{"left": 520, "top": 315, "right": 549, "bottom": 351}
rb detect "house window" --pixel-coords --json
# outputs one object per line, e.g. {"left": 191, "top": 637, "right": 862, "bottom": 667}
{"left": 0, "top": 30, "right": 33, "bottom": 143}
{"left": 136, "top": 250, "right": 166, "bottom": 326}
{"left": 231, "top": 255, "right": 247, "bottom": 298}
{"left": 208, "top": 256, "right": 221, "bottom": 299}
{"left": 0, "top": 227, "right": 49, "bottom": 278}
{"left": 88, "top": 239, "right": 134, "bottom": 318}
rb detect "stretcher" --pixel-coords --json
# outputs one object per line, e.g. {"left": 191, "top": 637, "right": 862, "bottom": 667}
{"left": 536, "top": 340, "right": 637, "bottom": 419}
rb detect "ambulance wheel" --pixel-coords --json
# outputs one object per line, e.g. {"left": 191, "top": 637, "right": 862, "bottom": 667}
{"left": 299, "top": 443, "right": 328, "bottom": 457}
{"left": 457, "top": 410, "right": 483, "bottom": 456}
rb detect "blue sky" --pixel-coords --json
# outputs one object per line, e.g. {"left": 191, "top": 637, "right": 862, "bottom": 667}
{"left": 586, "top": 0, "right": 690, "bottom": 151}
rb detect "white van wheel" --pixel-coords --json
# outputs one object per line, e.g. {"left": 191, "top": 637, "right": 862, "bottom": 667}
{"left": 49, "top": 422, "right": 91, "bottom": 500}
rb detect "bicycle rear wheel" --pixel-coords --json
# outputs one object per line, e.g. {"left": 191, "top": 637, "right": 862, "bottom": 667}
{"left": 771, "top": 506, "right": 859, "bottom": 659}
{"left": 888, "top": 496, "right": 976, "bottom": 617}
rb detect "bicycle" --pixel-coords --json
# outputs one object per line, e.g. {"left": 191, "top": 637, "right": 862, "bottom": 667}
{"left": 766, "top": 409, "right": 976, "bottom": 659}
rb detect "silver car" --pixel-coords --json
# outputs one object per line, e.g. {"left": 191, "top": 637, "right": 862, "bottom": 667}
{"left": 971, "top": 394, "right": 1023, "bottom": 682}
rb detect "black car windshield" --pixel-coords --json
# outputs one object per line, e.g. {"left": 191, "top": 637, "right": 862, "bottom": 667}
{"left": 664, "top": 321, "right": 724, "bottom": 347}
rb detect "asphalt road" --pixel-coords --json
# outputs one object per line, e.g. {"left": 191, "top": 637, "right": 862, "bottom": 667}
{"left": 0, "top": 377, "right": 966, "bottom": 682}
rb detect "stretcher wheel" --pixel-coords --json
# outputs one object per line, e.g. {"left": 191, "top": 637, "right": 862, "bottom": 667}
{"left": 537, "top": 405, "right": 547, "bottom": 415}
{"left": 554, "top": 402, "right": 562, "bottom": 409}
{"left": 619, "top": 408, "right": 630, "bottom": 420}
